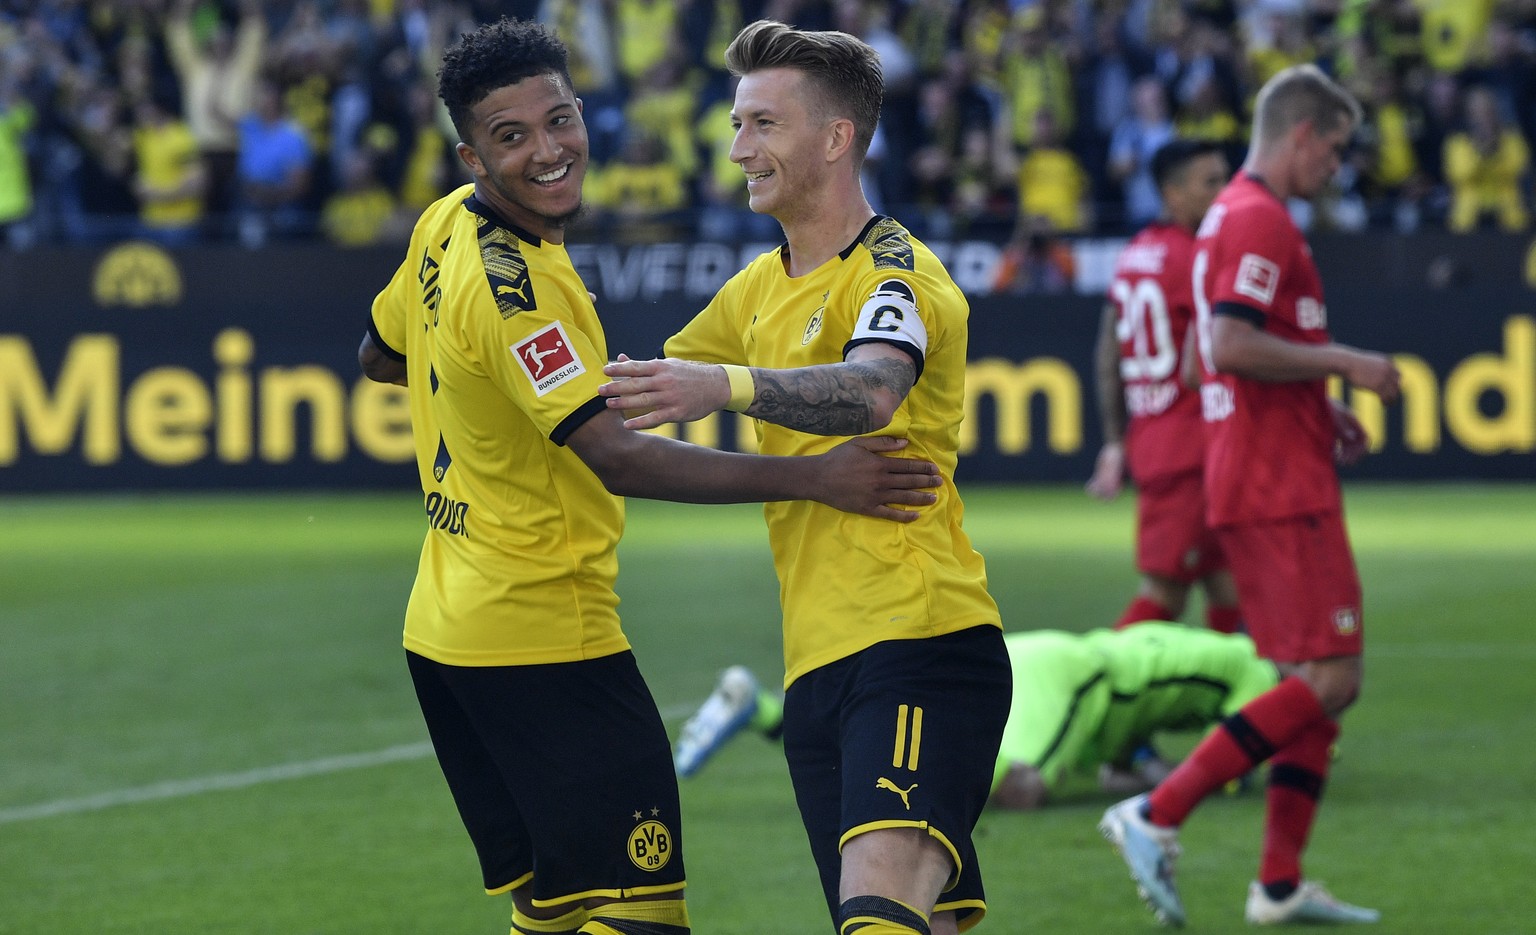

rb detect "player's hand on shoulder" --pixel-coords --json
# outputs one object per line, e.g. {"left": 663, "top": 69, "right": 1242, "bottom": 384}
{"left": 815, "top": 436, "right": 940, "bottom": 523}
{"left": 599, "top": 353, "right": 731, "bottom": 429}
{"left": 1085, "top": 441, "right": 1126, "bottom": 501}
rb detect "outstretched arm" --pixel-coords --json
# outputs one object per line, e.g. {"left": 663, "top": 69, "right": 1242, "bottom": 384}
{"left": 599, "top": 343, "right": 916, "bottom": 436}
{"left": 564, "top": 405, "right": 940, "bottom": 522}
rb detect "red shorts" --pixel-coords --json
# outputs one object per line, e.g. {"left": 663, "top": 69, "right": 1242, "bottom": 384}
{"left": 1215, "top": 512, "right": 1363, "bottom": 664}
{"left": 1136, "top": 469, "right": 1225, "bottom": 583}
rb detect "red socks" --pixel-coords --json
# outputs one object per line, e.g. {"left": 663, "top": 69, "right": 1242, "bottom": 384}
{"left": 1260, "top": 716, "right": 1339, "bottom": 889}
{"left": 1146, "top": 676, "right": 1327, "bottom": 827}
{"left": 1115, "top": 596, "right": 1173, "bottom": 629}
{"left": 1206, "top": 604, "right": 1243, "bottom": 634}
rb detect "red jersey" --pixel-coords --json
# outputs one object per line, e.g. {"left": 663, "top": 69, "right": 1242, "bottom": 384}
{"left": 1108, "top": 221, "right": 1204, "bottom": 484}
{"left": 1193, "top": 171, "right": 1340, "bottom": 526}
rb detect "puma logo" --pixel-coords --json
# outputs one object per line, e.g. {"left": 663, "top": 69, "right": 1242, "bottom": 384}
{"left": 875, "top": 777, "right": 917, "bottom": 810}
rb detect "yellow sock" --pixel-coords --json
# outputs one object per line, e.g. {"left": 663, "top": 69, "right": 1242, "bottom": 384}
{"left": 579, "top": 897, "right": 690, "bottom": 934}
{"left": 512, "top": 905, "right": 586, "bottom": 934}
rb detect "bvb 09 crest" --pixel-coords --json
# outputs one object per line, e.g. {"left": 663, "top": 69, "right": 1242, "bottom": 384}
{"left": 627, "top": 819, "right": 673, "bottom": 871}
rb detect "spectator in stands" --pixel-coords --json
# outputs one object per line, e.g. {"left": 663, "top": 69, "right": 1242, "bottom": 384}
{"left": 613, "top": 0, "right": 683, "bottom": 88}
{"left": 56, "top": 66, "right": 137, "bottom": 242}
{"left": 1470, "top": 16, "right": 1536, "bottom": 153}
{"left": 1355, "top": 62, "right": 1428, "bottom": 230}
{"left": 0, "top": 45, "right": 37, "bottom": 248}
{"left": 165, "top": 0, "right": 266, "bottom": 238}
{"left": 1420, "top": 0, "right": 1498, "bottom": 76}
{"left": 235, "top": 78, "right": 312, "bottom": 246}
{"left": 1174, "top": 72, "right": 1243, "bottom": 158}
{"left": 320, "top": 148, "right": 399, "bottom": 247}
{"left": 270, "top": 1, "right": 345, "bottom": 207}
{"left": 390, "top": 82, "right": 459, "bottom": 215}
{"left": 1444, "top": 84, "right": 1531, "bottom": 232}
{"left": 588, "top": 128, "right": 690, "bottom": 243}
{"left": 1109, "top": 76, "right": 1175, "bottom": 230}
{"left": 1245, "top": 11, "right": 1316, "bottom": 92}
{"left": 623, "top": 52, "right": 700, "bottom": 184}
{"left": 0, "top": 0, "right": 1526, "bottom": 243}
{"left": 993, "top": 214, "right": 1077, "bottom": 295}
{"left": 996, "top": 6, "right": 1075, "bottom": 159}
{"left": 1017, "top": 107, "right": 1092, "bottom": 234}
{"left": 1077, "top": 12, "right": 1153, "bottom": 219}
{"left": 1333, "top": 0, "right": 1423, "bottom": 80}
{"left": 693, "top": 74, "right": 779, "bottom": 242}
{"left": 908, "top": 49, "right": 1002, "bottom": 236}
{"left": 130, "top": 89, "right": 206, "bottom": 246}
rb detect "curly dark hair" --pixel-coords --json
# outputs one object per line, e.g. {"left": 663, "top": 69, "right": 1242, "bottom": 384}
{"left": 437, "top": 17, "right": 572, "bottom": 142}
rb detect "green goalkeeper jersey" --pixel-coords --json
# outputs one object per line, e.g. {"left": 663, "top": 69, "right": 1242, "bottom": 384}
{"left": 1086, "top": 622, "right": 1279, "bottom": 766}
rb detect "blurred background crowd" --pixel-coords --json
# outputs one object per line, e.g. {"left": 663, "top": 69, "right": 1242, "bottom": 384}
{"left": 1, "top": 0, "right": 1533, "bottom": 255}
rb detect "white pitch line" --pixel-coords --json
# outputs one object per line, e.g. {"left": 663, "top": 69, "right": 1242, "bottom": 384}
{"left": 0, "top": 701, "right": 704, "bottom": 827}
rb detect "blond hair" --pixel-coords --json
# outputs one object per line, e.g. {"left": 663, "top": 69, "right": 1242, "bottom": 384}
{"left": 1252, "top": 64, "right": 1363, "bottom": 148}
{"left": 725, "top": 20, "right": 883, "bottom": 161}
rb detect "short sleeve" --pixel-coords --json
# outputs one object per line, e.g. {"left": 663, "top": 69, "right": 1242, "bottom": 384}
{"left": 477, "top": 295, "right": 611, "bottom": 442}
{"left": 369, "top": 250, "right": 415, "bottom": 359}
{"left": 664, "top": 269, "right": 752, "bottom": 365}
{"left": 1204, "top": 205, "right": 1293, "bottom": 316}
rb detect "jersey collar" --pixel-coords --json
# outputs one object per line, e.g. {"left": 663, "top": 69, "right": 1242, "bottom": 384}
{"left": 463, "top": 195, "right": 544, "bottom": 247}
{"left": 1239, "top": 170, "right": 1283, "bottom": 205}
{"left": 779, "top": 214, "right": 890, "bottom": 267}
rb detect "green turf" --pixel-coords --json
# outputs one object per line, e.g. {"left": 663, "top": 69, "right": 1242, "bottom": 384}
{"left": 1, "top": 485, "right": 1532, "bottom": 934}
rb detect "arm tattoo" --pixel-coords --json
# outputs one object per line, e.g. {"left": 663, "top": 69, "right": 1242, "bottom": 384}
{"left": 748, "top": 357, "right": 917, "bottom": 436}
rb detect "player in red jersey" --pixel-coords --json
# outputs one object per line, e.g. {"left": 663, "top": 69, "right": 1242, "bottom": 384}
{"left": 1099, "top": 65, "right": 1401, "bottom": 928}
{"left": 1087, "top": 139, "right": 1242, "bottom": 634}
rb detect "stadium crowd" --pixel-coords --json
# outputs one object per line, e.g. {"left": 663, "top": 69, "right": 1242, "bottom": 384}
{"left": 1, "top": 0, "right": 1533, "bottom": 251}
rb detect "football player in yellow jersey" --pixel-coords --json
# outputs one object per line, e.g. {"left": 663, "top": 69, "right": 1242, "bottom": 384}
{"left": 357, "top": 19, "right": 944, "bottom": 935}
{"left": 599, "top": 21, "right": 1012, "bottom": 935}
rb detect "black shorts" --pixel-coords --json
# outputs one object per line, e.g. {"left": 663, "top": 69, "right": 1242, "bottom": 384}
{"left": 782, "top": 625, "right": 1011, "bottom": 930}
{"left": 407, "top": 650, "right": 685, "bottom": 907}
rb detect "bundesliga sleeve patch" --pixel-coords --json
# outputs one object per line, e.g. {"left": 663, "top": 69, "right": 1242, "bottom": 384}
{"left": 1234, "top": 253, "right": 1280, "bottom": 307}
{"left": 851, "top": 279, "right": 929, "bottom": 354}
{"left": 511, "top": 321, "right": 586, "bottom": 396}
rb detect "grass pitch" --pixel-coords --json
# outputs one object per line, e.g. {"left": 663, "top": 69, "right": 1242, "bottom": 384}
{"left": 1, "top": 485, "right": 1532, "bottom": 934}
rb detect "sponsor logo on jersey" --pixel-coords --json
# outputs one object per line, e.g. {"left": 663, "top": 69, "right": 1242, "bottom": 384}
{"left": 1332, "top": 607, "right": 1359, "bottom": 636}
{"left": 1296, "top": 296, "right": 1327, "bottom": 329}
{"left": 511, "top": 322, "right": 584, "bottom": 396}
{"left": 1234, "top": 253, "right": 1280, "bottom": 306}
{"left": 1201, "top": 382, "right": 1235, "bottom": 421}
{"left": 479, "top": 226, "right": 537, "bottom": 319}
{"left": 627, "top": 817, "right": 673, "bottom": 871}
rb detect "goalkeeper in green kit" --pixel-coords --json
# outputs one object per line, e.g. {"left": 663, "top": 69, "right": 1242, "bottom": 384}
{"left": 674, "top": 622, "right": 1278, "bottom": 810}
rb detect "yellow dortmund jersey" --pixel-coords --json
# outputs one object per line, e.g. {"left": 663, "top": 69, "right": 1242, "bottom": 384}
{"left": 133, "top": 120, "right": 203, "bottom": 228}
{"left": 370, "top": 183, "right": 628, "bottom": 666}
{"left": 666, "top": 216, "right": 1001, "bottom": 687}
